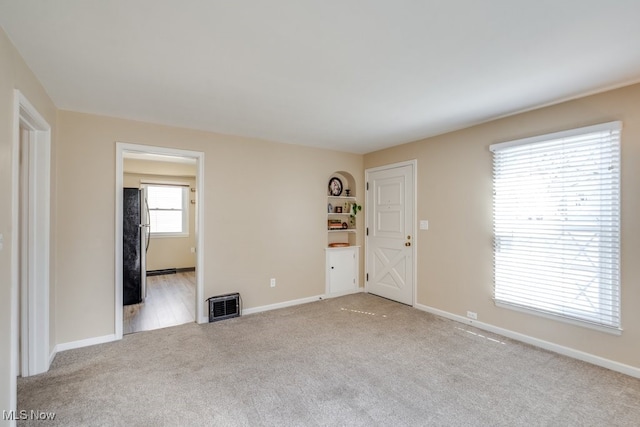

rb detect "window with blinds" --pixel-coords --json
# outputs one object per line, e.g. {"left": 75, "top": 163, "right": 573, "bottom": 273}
{"left": 490, "top": 122, "right": 621, "bottom": 333}
{"left": 145, "top": 184, "right": 189, "bottom": 236}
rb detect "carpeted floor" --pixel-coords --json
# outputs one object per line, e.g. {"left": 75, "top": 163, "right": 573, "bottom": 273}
{"left": 17, "top": 293, "right": 640, "bottom": 426}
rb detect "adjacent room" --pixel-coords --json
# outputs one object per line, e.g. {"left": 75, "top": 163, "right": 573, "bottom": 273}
{"left": 2, "top": 1, "right": 640, "bottom": 425}
{"left": 122, "top": 153, "right": 198, "bottom": 334}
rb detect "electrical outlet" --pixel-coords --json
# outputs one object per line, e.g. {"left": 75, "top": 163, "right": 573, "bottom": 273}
{"left": 467, "top": 311, "right": 477, "bottom": 320}
{"left": 270, "top": 278, "right": 276, "bottom": 288}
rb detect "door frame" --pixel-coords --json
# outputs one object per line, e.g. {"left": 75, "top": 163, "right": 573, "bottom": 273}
{"left": 10, "top": 90, "right": 52, "bottom": 401}
{"left": 364, "top": 159, "right": 417, "bottom": 306}
{"left": 115, "top": 143, "right": 206, "bottom": 340}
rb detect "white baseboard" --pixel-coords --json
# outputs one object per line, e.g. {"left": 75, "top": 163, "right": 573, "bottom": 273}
{"left": 55, "top": 333, "right": 118, "bottom": 353}
{"left": 415, "top": 303, "right": 640, "bottom": 379}
{"left": 56, "top": 295, "right": 327, "bottom": 349}
{"left": 55, "top": 297, "right": 639, "bottom": 380}
{"left": 242, "top": 294, "right": 324, "bottom": 316}
{"left": 49, "top": 347, "right": 57, "bottom": 365}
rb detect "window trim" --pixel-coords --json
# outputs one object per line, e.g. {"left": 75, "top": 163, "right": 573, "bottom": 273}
{"left": 490, "top": 121, "right": 622, "bottom": 334}
{"left": 142, "top": 182, "right": 190, "bottom": 238}
{"left": 489, "top": 121, "right": 621, "bottom": 152}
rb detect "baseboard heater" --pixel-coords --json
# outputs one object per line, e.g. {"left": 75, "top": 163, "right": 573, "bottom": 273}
{"left": 207, "top": 293, "right": 241, "bottom": 322}
{"left": 147, "top": 268, "right": 177, "bottom": 276}
{"left": 147, "top": 267, "right": 196, "bottom": 277}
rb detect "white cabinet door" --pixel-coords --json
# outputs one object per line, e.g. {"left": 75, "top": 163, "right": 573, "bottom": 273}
{"left": 326, "top": 247, "right": 359, "bottom": 296}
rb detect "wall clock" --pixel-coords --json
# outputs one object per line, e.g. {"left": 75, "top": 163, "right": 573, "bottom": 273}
{"left": 328, "top": 177, "right": 343, "bottom": 196}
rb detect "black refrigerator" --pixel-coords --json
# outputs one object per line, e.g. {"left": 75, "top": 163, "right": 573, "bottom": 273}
{"left": 123, "top": 187, "right": 149, "bottom": 305}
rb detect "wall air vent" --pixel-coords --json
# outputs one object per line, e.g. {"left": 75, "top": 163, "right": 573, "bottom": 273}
{"left": 207, "top": 293, "right": 241, "bottom": 322}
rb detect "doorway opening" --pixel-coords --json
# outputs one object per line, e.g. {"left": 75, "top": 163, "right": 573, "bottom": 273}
{"left": 115, "top": 144, "right": 205, "bottom": 339}
{"left": 10, "top": 91, "right": 52, "bottom": 414}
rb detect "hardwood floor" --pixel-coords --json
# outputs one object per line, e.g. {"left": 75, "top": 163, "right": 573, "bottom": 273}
{"left": 123, "top": 271, "right": 196, "bottom": 335}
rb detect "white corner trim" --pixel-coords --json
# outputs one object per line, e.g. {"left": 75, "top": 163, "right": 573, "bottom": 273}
{"left": 241, "top": 295, "right": 324, "bottom": 316}
{"left": 55, "top": 334, "right": 118, "bottom": 353}
{"left": 415, "top": 303, "right": 640, "bottom": 379}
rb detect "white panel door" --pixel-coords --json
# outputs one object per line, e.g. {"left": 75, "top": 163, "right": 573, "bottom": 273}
{"left": 366, "top": 162, "right": 414, "bottom": 305}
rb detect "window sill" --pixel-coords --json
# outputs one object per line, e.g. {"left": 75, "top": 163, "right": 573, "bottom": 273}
{"left": 494, "top": 300, "right": 623, "bottom": 336}
{"left": 150, "top": 233, "right": 189, "bottom": 239}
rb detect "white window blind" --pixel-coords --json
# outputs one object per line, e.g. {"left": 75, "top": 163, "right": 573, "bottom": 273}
{"left": 490, "top": 122, "right": 621, "bottom": 332}
{"left": 145, "top": 184, "right": 189, "bottom": 236}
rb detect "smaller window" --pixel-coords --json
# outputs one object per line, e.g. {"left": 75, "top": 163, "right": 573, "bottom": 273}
{"left": 144, "top": 184, "right": 189, "bottom": 237}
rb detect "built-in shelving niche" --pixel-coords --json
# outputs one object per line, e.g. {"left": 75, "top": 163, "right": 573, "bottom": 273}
{"left": 327, "top": 171, "right": 358, "bottom": 247}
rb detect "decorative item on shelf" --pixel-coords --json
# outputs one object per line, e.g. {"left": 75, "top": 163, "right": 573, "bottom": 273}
{"left": 335, "top": 206, "right": 342, "bottom": 213}
{"left": 328, "top": 219, "right": 343, "bottom": 230}
{"left": 328, "top": 203, "right": 333, "bottom": 213}
{"left": 328, "top": 242, "right": 349, "bottom": 248}
{"left": 345, "top": 189, "right": 351, "bottom": 197}
{"left": 342, "top": 222, "right": 348, "bottom": 229}
{"left": 349, "top": 202, "right": 362, "bottom": 227}
{"left": 328, "top": 177, "right": 343, "bottom": 196}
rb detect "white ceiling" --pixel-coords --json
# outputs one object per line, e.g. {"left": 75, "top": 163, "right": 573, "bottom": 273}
{"left": 2, "top": 1, "right": 640, "bottom": 154}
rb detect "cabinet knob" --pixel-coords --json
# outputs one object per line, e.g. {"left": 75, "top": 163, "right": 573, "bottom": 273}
{"left": 405, "top": 242, "right": 411, "bottom": 247}
{"left": 331, "top": 266, "right": 334, "bottom": 269}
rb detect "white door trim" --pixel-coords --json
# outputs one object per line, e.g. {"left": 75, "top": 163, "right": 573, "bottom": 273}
{"left": 10, "top": 90, "right": 52, "bottom": 417}
{"left": 365, "top": 159, "right": 417, "bottom": 306}
{"left": 115, "top": 143, "right": 206, "bottom": 340}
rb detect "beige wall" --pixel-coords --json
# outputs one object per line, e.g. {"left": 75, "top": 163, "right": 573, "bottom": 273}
{"left": 364, "top": 83, "right": 640, "bottom": 369}
{"left": 0, "top": 29, "right": 57, "bottom": 421}
{"left": 56, "top": 110, "right": 364, "bottom": 344}
{"left": 123, "top": 160, "right": 197, "bottom": 270}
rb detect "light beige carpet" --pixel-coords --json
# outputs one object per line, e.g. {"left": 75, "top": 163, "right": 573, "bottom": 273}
{"left": 17, "top": 293, "right": 640, "bottom": 426}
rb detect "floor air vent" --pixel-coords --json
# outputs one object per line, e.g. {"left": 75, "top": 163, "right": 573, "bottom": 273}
{"left": 207, "top": 293, "right": 240, "bottom": 322}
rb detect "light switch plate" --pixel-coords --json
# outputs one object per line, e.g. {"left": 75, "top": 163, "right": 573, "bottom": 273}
{"left": 419, "top": 220, "right": 429, "bottom": 230}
